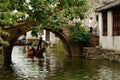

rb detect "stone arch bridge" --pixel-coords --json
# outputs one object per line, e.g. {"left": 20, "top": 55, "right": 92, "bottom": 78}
{"left": 2, "top": 21, "right": 98, "bottom": 65}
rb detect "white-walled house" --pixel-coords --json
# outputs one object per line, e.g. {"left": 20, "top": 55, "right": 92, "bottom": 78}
{"left": 26, "top": 30, "right": 41, "bottom": 39}
{"left": 96, "top": 0, "right": 120, "bottom": 51}
{"left": 43, "top": 30, "right": 59, "bottom": 46}
{"left": 26, "top": 30, "right": 59, "bottom": 46}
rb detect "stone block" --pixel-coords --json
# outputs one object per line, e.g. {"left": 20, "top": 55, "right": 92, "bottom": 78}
{"left": 0, "top": 55, "right": 4, "bottom": 68}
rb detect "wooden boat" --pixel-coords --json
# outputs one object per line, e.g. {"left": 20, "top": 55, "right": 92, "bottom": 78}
{"left": 25, "top": 46, "right": 33, "bottom": 58}
{"left": 35, "top": 48, "right": 45, "bottom": 58}
{"left": 25, "top": 45, "right": 45, "bottom": 58}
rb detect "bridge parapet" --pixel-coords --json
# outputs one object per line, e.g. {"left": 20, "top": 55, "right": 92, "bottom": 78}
{"left": 60, "top": 27, "right": 71, "bottom": 40}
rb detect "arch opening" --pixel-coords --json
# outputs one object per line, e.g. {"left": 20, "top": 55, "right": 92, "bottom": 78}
{"left": 3, "top": 23, "right": 73, "bottom": 66}
{"left": 11, "top": 27, "right": 72, "bottom": 58}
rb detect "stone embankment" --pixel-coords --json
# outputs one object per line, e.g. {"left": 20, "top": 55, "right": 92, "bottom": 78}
{"left": 83, "top": 46, "right": 120, "bottom": 63}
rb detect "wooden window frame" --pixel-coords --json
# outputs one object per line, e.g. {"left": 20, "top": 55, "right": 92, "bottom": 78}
{"left": 112, "top": 7, "right": 120, "bottom": 36}
{"left": 102, "top": 11, "right": 107, "bottom": 36}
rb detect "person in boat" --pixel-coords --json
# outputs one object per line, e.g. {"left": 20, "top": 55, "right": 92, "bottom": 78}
{"left": 26, "top": 45, "right": 33, "bottom": 58}
{"left": 35, "top": 47, "right": 45, "bottom": 58}
{"left": 36, "top": 37, "right": 44, "bottom": 52}
{"left": 35, "top": 41, "right": 46, "bottom": 58}
{"left": 31, "top": 47, "right": 36, "bottom": 57}
{"left": 25, "top": 37, "right": 47, "bottom": 58}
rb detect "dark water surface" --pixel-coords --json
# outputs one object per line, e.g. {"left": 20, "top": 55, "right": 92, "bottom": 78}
{"left": 0, "top": 46, "right": 120, "bottom": 80}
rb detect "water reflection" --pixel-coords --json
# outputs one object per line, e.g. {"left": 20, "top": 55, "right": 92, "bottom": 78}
{"left": 12, "top": 46, "right": 49, "bottom": 80}
{"left": 0, "top": 46, "right": 120, "bottom": 80}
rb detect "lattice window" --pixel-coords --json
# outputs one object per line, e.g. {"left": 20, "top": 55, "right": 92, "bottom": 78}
{"left": 113, "top": 7, "right": 120, "bottom": 36}
{"left": 102, "top": 11, "right": 107, "bottom": 36}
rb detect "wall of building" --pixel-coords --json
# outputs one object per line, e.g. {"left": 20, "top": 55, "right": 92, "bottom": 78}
{"left": 50, "top": 32, "right": 57, "bottom": 44}
{"left": 85, "top": 0, "right": 115, "bottom": 35}
{"left": 44, "top": 30, "right": 59, "bottom": 47}
{"left": 26, "top": 30, "right": 59, "bottom": 45}
{"left": 98, "top": 10, "right": 120, "bottom": 51}
{"left": 26, "top": 31, "right": 41, "bottom": 39}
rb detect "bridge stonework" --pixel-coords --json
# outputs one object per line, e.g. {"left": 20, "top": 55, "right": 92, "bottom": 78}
{"left": 0, "top": 47, "right": 4, "bottom": 68}
{"left": 2, "top": 21, "right": 99, "bottom": 66}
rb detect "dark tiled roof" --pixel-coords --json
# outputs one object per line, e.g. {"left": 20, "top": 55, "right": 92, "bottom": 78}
{"left": 96, "top": 0, "right": 120, "bottom": 12}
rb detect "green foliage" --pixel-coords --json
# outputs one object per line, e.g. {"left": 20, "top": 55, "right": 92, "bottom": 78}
{"left": 0, "top": 38, "right": 9, "bottom": 46}
{"left": 0, "top": 0, "right": 26, "bottom": 26}
{"left": 9, "top": 0, "right": 88, "bottom": 29}
{"left": 70, "top": 23, "right": 90, "bottom": 43}
{"left": 0, "top": 0, "right": 89, "bottom": 46}
{"left": 46, "top": 0, "right": 88, "bottom": 29}
{"left": 31, "top": 28, "right": 40, "bottom": 37}
{"left": 0, "top": 27, "right": 10, "bottom": 46}
{"left": 0, "top": 27, "right": 9, "bottom": 36}
{"left": 0, "top": 0, "right": 26, "bottom": 45}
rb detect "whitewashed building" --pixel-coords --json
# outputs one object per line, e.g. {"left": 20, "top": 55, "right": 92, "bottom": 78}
{"left": 26, "top": 30, "right": 59, "bottom": 46}
{"left": 96, "top": 0, "right": 120, "bottom": 51}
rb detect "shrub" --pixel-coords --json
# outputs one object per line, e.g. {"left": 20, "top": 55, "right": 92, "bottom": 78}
{"left": 70, "top": 23, "right": 90, "bottom": 43}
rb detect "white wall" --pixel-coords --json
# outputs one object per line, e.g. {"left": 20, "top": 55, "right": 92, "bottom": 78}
{"left": 43, "top": 30, "right": 59, "bottom": 44}
{"left": 26, "top": 31, "right": 40, "bottom": 39}
{"left": 42, "top": 30, "right": 46, "bottom": 41}
{"left": 26, "top": 30, "right": 45, "bottom": 40}
{"left": 99, "top": 10, "right": 120, "bottom": 51}
{"left": 50, "top": 32, "right": 56, "bottom": 44}
{"left": 26, "top": 30, "right": 59, "bottom": 46}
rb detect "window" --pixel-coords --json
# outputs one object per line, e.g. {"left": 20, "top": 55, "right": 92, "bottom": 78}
{"left": 102, "top": 11, "right": 107, "bottom": 36}
{"left": 113, "top": 7, "right": 120, "bottom": 36}
{"left": 46, "top": 30, "right": 50, "bottom": 41}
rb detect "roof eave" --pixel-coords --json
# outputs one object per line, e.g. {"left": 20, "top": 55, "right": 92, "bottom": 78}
{"left": 95, "top": 0, "right": 120, "bottom": 12}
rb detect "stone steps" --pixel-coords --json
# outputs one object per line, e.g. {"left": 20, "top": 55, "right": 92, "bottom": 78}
{"left": 85, "top": 35, "right": 99, "bottom": 47}
{"left": 82, "top": 47, "right": 105, "bottom": 59}
{"left": 82, "top": 46, "right": 120, "bottom": 63}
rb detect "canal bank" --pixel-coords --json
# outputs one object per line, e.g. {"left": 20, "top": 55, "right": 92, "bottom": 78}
{"left": 82, "top": 34, "right": 120, "bottom": 63}
{"left": 50, "top": 39, "right": 120, "bottom": 64}
{"left": 1, "top": 45, "right": 120, "bottom": 68}
{"left": 83, "top": 46, "right": 120, "bottom": 63}
{"left": 1, "top": 46, "right": 120, "bottom": 80}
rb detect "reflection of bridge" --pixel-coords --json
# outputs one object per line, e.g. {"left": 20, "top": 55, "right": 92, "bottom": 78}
{"left": 2, "top": 21, "right": 99, "bottom": 65}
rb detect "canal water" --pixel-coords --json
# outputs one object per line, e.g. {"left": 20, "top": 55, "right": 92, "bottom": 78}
{"left": 1, "top": 46, "right": 120, "bottom": 80}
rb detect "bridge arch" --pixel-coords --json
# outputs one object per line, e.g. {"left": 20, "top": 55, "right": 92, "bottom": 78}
{"left": 3, "top": 22, "right": 73, "bottom": 66}
{"left": 2, "top": 21, "right": 99, "bottom": 66}
{"left": 44, "top": 27, "right": 72, "bottom": 57}
{"left": 12, "top": 27, "right": 72, "bottom": 57}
